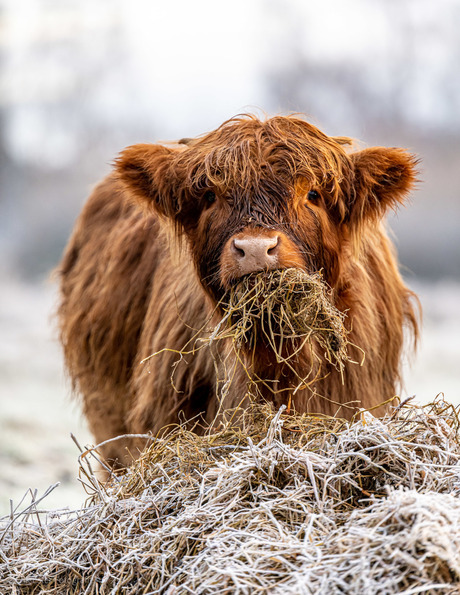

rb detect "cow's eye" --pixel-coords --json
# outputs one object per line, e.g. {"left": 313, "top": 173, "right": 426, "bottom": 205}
{"left": 307, "top": 190, "right": 320, "bottom": 203}
{"left": 203, "top": 190, "right": 216, "bottom": 204}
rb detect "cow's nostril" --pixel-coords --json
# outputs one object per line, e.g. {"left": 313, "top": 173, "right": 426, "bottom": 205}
{"left": 267, "top": 236, "right": 279, "bottom": 255}
{"left": 232, "top": 239, "right": 246, "bottom": 258}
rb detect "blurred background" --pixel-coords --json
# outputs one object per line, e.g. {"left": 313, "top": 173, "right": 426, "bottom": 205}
{"left": 1, "top": 0, "right": 459, "bottom": 513}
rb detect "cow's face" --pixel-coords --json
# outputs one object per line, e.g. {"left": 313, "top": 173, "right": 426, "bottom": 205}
{"left": 116, "top": 116, "right": 417, "bottom": 301}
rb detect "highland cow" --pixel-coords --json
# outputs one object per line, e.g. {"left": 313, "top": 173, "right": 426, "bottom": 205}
{"left": 58, "top": 115, "right": 419, "bottom": 466}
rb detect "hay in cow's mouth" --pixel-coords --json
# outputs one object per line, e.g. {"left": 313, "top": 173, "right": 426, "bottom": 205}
{"left": 212, "top": 268, "right": 352, "bottom": 372}
{"left": 141, "top": 268, "right": 358, "bottom": 405}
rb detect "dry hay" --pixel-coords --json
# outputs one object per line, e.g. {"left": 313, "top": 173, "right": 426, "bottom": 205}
{"left": 214, "top": 268, "right": 351, "bottom": 369}
{"left": 2, "top": 397, "right": 460, "bottom": 594}
{"left": 157, "top": 268, "right": 357, "bottom": 407}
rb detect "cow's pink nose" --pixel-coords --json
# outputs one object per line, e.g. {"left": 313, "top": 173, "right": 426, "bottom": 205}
{"left": 231, "top": 235, "right": 280, "bottom": 275}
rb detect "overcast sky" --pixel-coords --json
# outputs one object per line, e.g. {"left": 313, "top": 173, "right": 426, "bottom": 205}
{"left": 2, "top": 0, "right": 460, "bottom": 167}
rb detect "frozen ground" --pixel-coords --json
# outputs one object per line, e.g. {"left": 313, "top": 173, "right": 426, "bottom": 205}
{"left": 0, "top": 273, "right": 459, "bottom": 516}
{"left": 0, "top": 274, "right": 92, "bottom": 516}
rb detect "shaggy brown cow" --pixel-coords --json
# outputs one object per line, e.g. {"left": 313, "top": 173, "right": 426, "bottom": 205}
{"left": 58, "top": 114, "right": 419, "bottom": 466}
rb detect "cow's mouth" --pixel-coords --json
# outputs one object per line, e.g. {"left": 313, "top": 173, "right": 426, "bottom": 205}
{"left": 215, "top": 268, "right": 350, "bottom": 369}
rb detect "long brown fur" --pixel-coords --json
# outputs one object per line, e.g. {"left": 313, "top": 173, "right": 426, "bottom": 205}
{"left": 57, "top": 114, "right": 419, "bottom": 466}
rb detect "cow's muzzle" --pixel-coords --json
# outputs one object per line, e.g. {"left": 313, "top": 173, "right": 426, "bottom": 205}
{"left": 219, "top": 228, "right": 305, "bottom": 288}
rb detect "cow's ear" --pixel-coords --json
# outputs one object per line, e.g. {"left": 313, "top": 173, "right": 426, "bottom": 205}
{"left": 348, "top": 147, "right": 418, "bottom": 224}
{"left": 114, "top": 144, "right": 179, "bottom": 218}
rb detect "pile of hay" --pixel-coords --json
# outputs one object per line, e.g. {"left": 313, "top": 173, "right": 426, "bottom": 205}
{"left": 2, "top": 398, "right": 460, "bottom": 594}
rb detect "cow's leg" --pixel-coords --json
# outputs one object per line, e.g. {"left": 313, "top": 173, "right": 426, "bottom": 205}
{"left": 79, "top": 381, "right": 143, "bottom": 469}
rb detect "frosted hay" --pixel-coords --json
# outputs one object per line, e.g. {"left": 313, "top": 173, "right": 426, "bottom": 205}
{"left": 1, "top": 397, "right": 460, "bottom": 594}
